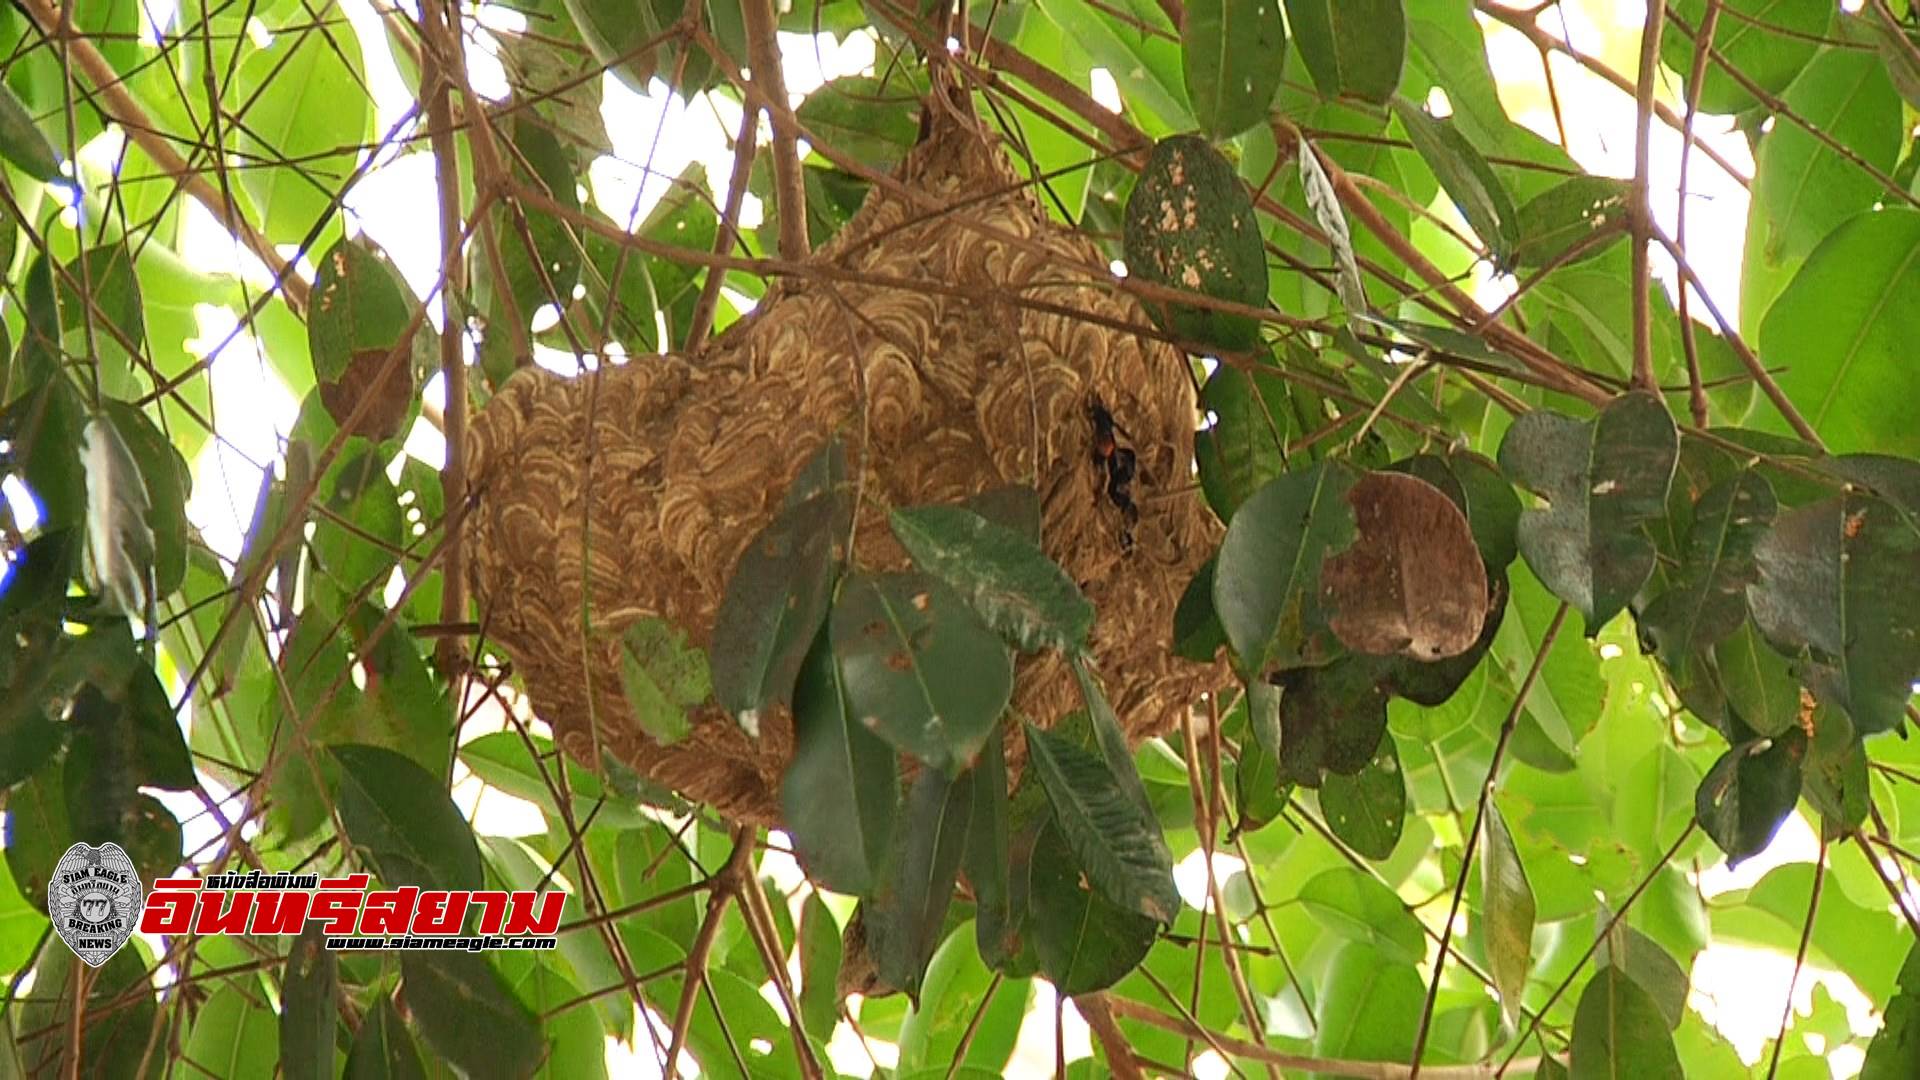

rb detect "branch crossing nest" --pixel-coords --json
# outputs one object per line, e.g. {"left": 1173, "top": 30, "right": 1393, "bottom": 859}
{"left": 465, "top": 101, "right": 1223, "bottom": 824}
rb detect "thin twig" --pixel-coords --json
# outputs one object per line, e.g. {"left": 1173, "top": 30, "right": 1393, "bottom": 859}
{"left": 1763, "top": 835, "right": 1825, "bottom": 1080}
{"left": 421, "top": 0, "right": 469, "bottom": 679}
{"left": 1627, "top": 0, "right": 1665, "bottom": 393}
{"left": 665, "top": 827, "right": 756, "bottom": 1075}
{"left": 1674, "top": 0, "right": 1722, "bottom": 427}
{"left": 686, "top": 103, "right": 761, "bottom": 354}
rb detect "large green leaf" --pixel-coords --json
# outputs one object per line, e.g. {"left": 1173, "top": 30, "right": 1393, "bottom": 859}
{"left": 1285, "top": 0, "right": 1405, "bottom": 105}
{"left": 184, "top": 985, "right": 280, "bottom": 1079}
{"left": 1193, "top": 359, "right": 1305, "bottom": 521}
{"left": 1023, "top": 723, "right": 1179, "bottom": 924}
{"left": 1748, "top": 48, "right": 1900, "bottom": 291}
{"left": 1182, "top": 0, "right": 1287, "bottom": 139}
{"left": 1025, "top": 818, "right": 1158, "bottom": 994}
{"left": 782, "top": 632, "right": 898, "bottom": 895}
{"left": 235, "top": 29, "right": 371, "bottom": 242}
{"left": 459, "top": 732, "right": 650, "bottom": 829}
{"left": 889, "top": 504, "right": 1093, "bottom": 654}
{"left": 614, "top": 617, "right": 710, "bottom": 745}
{"left": 1569, "top": 967, "right": 1682, "bottom": 1079}
{"left": 1312, "top": 941, "right": 1425, "bottom": 1068}
{"left": 399, "top": 951, "right": 543, "bottom": 1079}
{"left": 1499, "top": 393, "right": 1679, "bottom": 635}
{"left": 1213, "top": 460, "right": 1359, "bottom": 672}
{"left": 1864, "top": 939, "right": 1920, "bottom": 1080}
{"left": 1746, "top": 491, "right": 1920, "bottom": 734}
{"left": 309, "top": 236, "right": 413, "bottom": 385}
{"left": 280, "top": 926, "right": 338, "bottom": 1080}
{"left": 333, "top": 743, "right": 484, "bottom": 892}
{"left": 1509, "top": 176, "right": 1631, "bottom": 270}
{"left": 830, "top": 571, "right": 1013, "bottom": 774}
{"left": 0, "top": 81, "right": 59, "bottom": 181}
{"left": 1759, "top": 209, "right": 1920, "bottom": 457}
{"left": 1661, "top": 0, "right": 1832, "bottom": 115}
{"left": 1123, "top": 135, "right": 1269, "bottom": 351}
{"left": 1294, "top": 867, "right": 1424, "bottom": 964}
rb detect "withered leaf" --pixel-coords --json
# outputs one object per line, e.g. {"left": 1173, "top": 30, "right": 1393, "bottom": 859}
{"left": 1322, "top": 471, "right": 1489, "bottom": 661}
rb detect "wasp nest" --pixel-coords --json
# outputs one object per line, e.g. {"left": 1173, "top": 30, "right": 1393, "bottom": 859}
{"left": 464, "top": 102, "right": 1224, "bottom": 824}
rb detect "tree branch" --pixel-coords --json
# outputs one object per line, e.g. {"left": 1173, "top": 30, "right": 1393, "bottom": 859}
{"left": 742, "top": 0, "right": 810, "bottom": 260}
{"left": 1628, "top": 0, "right": 1666, "bottom": 393}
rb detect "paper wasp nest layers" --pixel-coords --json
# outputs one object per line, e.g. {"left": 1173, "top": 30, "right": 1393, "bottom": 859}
{"left": 464, "top": 104, "right": 1223, "bottom": 824}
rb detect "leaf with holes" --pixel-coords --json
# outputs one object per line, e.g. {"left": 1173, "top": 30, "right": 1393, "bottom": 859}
{"left": 782, "top": 631, "right": 898, "bottom": 896}
{"left": 1746, "top": 491, "right": 1920, "bottom": 735}
{"left": 1182, "top": 0, "right": 1287, "bottom": 140}
{"left": 1123, "top": 135, "right": 1269, "bottom": 352}
{"left": 830, "top": 570, "right": 1013, "bottom": 774}
{"left": 890, "top": 504, "right": 1093, "bottom": 654}
{"left": 710, "top": 488, "right": 851, "bottom": 734}
{"left": 1499, "top": 392, "right": 1679, "bottom": 635}
{"left": 1694, "top": 731, "right": 1805, "bottom": 866}
{"left": 1510, "top": 176, "right": 1631, "bottom": 270}
{"left": 1286, "top": 0, "right": 1406, "bottom": 104}
{"left": 309, "top": 236, "right": 414, "bottom": 385}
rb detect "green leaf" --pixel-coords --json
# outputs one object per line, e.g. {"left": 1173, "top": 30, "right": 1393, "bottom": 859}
{"left": 1569, "top": 967, "right": 1683, "bottom": 1079}
{"left": 1294, "top": 867, "right": 1424, "bottom": 964}
{"left": 1182, "top": 0, "right": 1287, "bottom": 139}
{"left": 1123, "top": 135, "right": 1269, "bottom": 351}
{"left": 830, "top": 570, "right": 1014, "bottom": 774}
{"left": 1273, "top": 658, "right": 1390, "bottom": 784}
{"left": 1171, "top": 555, "right": 1228, "bottom": 662}
{"left": 1747, "top": 491, "right": 1920, "bottom": 734}
{"left": 309, "top": 237, "right": 414, "bottom": 385}
{"left": 964, "top": 727, "right": 1013, "bottom": 965}
{"left": 236, "top": 30, "right": 371, "bottom": 243}
{"left": 1312, "top": 941, "right": 1425, "bottom": 1069}
{"left": 782, "top": 631, "right": 898, "bottom": 895}
{"left": 16, "top": 945, "right": 164, "bottom": 1078}
{"left": 710, "top": 488, "right": 850, "bottom": 730}
{"left": 1802, "top": 707, "right": 1869, "bottom": 839}
{"left": 1638, "top": 471, "right": 1776, "bottom": 665}
{"left": 1749, "top": 48, "right": 1900, "bottom": 282}
{"left": 184, "top": 985, "right": 280, "bottom": 1079}
{"left": 1233, "top": 732, "right": 1291, "bottom": 833}
{"left": 795, "top": 75, "right": 924, "bottom": 172}
{"left": 1712, "top": 620, "right": 1801, "bottom": 737}
{"left": 1481, "top": 803, "right": 1535, "bottom": 1026}
{"left": 0, "top": 81, "right": 60, "bottom": 181}
{"left": 97, "top": 400, "right": 191, "bottom": 601}
{"left": 459, "top": 731, "right": 649, "bottom": 829}
{"left": 1499, "top": 392, "right": 1679, "bottom": 635}
{"left": 280, "top": 925, "right": 337, "bottom": 1080}
{"left": 1596, "top": 918, "right": 1689, "bottom": 1031}
{"left": 399, "top": 951, "right": 544, "bottom": 1080}
{"left": 1213, "top": 459, "right": 1359, "bottom": 672}
{"left": 1390, "top": 97, "right": 1517, "bottom": 264}
{"left": 1662, "top": 0, "right": 1830, "bottom": 115}
{"left": 866, "top": 766, "right": 973, "bottom": 1002}
{"left": 1759, "top": 208, "right": 1920, "bottom": 457}
{"left": 1023, "top": 722, "right": 1179, "bottom": 924}
{"left": 1863, "top": 939, "right": 1920, "bottom": 1080}
{"left": 1694, "top": 731, "right": 1805, "bottom": 865}
{"left": 889, "top": 504, "right": 1093, "bottom": 654}
{"left": 1025, "top": 818, "right": 1158, "bottom": 994}
{"left": 798, "top": 894, "right": 843, "bottom": 1042}
{"left": 898, "top": 922, "right": 1030, "bottom": 1074}
{"left": 1320, "top": 733, "right": 1406, "bottom": 860}
{"left": 1286, "top": 0, "right": 1406, "bottom": 105}
{"left": 1510, "top": 176, "right": 1631, "bottom": 269}
{"left": 614, "top": 617, "right": 710, "bottom": 745}
{"left": 493, "top": 113, "right": 584, "bottom": 318}
{"left": 333, "top": 743, "right": 484, "bottom": 892}
{"left": 1194, "top": 359, "right": 1303, "bottom": 521}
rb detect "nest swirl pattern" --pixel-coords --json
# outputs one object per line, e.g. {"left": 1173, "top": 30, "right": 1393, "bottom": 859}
{"left": 465, "top": 107, "right": 1224, "bottom": 824}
